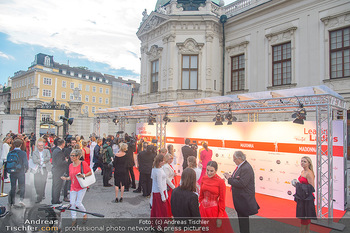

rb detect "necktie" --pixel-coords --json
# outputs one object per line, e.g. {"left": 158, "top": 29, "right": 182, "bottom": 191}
{"left": 232, "top": 166, "right": 238, "bottom": 178}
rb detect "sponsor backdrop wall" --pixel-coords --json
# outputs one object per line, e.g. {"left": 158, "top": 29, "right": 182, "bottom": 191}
{"left": 136, "top": 121, "right": 345, "bottom": 211}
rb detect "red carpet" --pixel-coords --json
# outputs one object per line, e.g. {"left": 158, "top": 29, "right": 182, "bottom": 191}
{"left": 134, "top": 168, "right": 346, "bottom": 233}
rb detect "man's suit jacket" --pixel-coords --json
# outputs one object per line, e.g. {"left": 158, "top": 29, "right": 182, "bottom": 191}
{"left": 181, "top": 145, "right": 195, "bottom": 169}
{"left": 32, "top": 149, "right": 51, "bottom": 171}
{"left": 227, "top": 160, "right": 259, "bottom": 216}
{"left": 51, "top": 147, "right": 67, "bottom": 175}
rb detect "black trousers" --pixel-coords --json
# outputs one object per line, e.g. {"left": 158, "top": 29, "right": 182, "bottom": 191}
{"left": 140, "top": 172, "right": 152, "bottom": 196}
{"left": 51, "top": 169, "right": 65, "bottom": 204}
{"left": 9, "top": 172, "right": 25, "bottom": 205}
{"left": 126, "top": 167, "right": 136, "bottom": 188}
{"left": 93, "top": 161, "right": 103, "bottom": 172}
{"left": 103, "top": 163, "right": 112, "bottom": 186}
{"left": 34, "top": 168, "right": 48, "bottom": 201}
{"left": 237, "top": 212, "right": 250, "bottom": 233}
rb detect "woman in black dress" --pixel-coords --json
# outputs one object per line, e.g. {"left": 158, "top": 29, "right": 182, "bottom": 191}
{"left": 113, "top": 143, "right": 128, "bottom": 203}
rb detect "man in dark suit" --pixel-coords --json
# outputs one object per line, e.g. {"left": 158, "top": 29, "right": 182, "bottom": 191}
{"left": 223, "top": 151, "right": 259, "bottom": 233}
{"left": 51, "top": 138, "right": 68, "bottom": 204}
{"left": 181, "top": 138, "right": 196, "bottom": 170}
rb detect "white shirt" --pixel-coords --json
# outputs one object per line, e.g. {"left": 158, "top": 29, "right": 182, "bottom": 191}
{"left": 162, "top": 163, "right": 175, "bottom": 189}
{"left": 151, "top": 167, "right": 168, "bottom": 201}
{"left": 1, "top": 143, "right": 10, "bottom": 161}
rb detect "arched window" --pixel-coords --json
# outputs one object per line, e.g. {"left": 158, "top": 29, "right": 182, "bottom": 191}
{"left": 44, "top": 56, "right": 51, "bottom": 66}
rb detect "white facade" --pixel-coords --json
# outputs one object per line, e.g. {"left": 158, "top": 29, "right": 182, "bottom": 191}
{"left": 137, "top": 0, "right": 350, "bottom": 109}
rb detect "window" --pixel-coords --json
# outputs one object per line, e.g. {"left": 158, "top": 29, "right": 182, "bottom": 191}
{"left": 85, "top": 105, "right": 89, "bottom": 113}
{"left": 106, "top": 88, "right": 109, "bottom": 94}
{"left": 182, "top": 55, "right": 198, "bottom": 89}
{"left": 330, "top": 27, "right": 350, "bottom": 79}
{"left": 105, "top": 98, "right": 109, "bottom": 104}
{"left": 92, "top": 96, "right": 96, "bottom": 103}
{"left": 99, "top": 87, "right": 103, "bottom": 93}
{"left": 85, "top": 85, "right": 90, "bottom": 91}
{"left": 99, "top": 97, "right": 102, "bottom": 104}
{"left": 44, "top": 56, "right": 50, "bottom": 66}
{"left": 272, "top": 42, "right": 291, "bottom": 86}
{"left": 70, "top": 93, "right": 74, "bottom": 100}
{"left": 62, "top": 80, "right": 66, "bottom": 88}
{"left": 85, "top": 95, "right": 89, "bottom": 102}
{"left": 41, "top": 114, "right": 51, "bottom": 122}
{"left": 78, "top": 95, "right": 82, "bottom": 101}
{"left": 92, "top": 106, "right": 96, "bottom": 113}
{"left": 151, "top": 60, "right": 159, "bottom": 93}
{"left": 231, "top": 54, "right": 245, "bottom": 91}
{"left": 78, "top": 84, "right": 82, "bottom": 90}
{"left": 70, "top": 71, "right": 74, "bottom": 76}
{"left": 92, "top": 86, "right": 96, "bottom": 92}
{"left": 61, "top": 92, "right": 66, "bottom": 99}
{"left": 70, "top": 82, "right": 74, "bottom": 89}
{"left": 42, "top": 89, "right": 52, "bottom": 97}
{"left": 43, "top": 77, "right": 52, "bottom": 85}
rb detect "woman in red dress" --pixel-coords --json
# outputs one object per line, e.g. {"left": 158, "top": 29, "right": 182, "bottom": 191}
{"left": 295, "top": 156, "right": 316, "bottom": 233}
{"left": 198, "top": 142, "right": 212, "bottom": 185}
{"left": 199, "top": 161, "right": 234, "bottom": 233}
{"left": 81, "top": 141, "right": 90, "bottom": 167}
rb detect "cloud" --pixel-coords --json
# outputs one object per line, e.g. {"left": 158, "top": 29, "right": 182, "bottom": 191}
{"left": 0, "top": 51, "right": 14, "bottom": 60}
{"left": 0, "top": 0, "right": 238, "bottom": 78}
{"left": 0, "top": 0, "right": 156, "bottom": 75}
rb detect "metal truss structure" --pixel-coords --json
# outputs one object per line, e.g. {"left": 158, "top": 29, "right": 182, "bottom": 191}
{"left": 95, "top": 88, "right": 347, "bottom": 229}
{"left": 97, "top": 94, "right": 345, "bottom": 119}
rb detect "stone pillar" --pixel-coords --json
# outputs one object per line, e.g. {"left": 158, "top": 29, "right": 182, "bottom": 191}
{"left": 0, "top": 103, "right": 5, "bottom": 115}
{"left": 26, "top": 98, "right": 43, "bottom": 138}
{"left": 67, "top": 100, "right": 83, "bottom": 136}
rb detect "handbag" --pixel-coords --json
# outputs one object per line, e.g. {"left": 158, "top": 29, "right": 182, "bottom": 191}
{"left": 76, "top": 162, "right": 96, "bottom": 188}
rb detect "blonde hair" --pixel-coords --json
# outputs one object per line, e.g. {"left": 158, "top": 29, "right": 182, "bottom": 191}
{"left": 159, "top": 148, "right": 167, "bottom": 154}
{"left": 164, "top": 153, "right": 173, "bottom": 163}
{"left": 302, "top": 156, "right": 314, "bottom": 175}
{"left": 82, "top": 141, "right": 87, "bottom": 147}
{"left": 187, "top": 156, "right": 197, "bottom": 168}
{"left": 119, "top": 143, "right": 128, "bottom": 152}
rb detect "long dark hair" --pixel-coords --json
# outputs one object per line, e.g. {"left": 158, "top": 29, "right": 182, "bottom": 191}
{"left": 180, "top": 168, "right": 196, "bottom": 192}
{"left": 203, "top": 142, "right": 208, "bottom": 151}
{"left": 206, "top": 160, "right": 218, "bottom": 171}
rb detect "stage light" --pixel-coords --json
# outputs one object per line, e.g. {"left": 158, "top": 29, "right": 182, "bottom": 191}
{"left": 112, "top": 117, "right": 119, "bottom": 124}
{"left": 225, "top": 108, "right": 237, "bottom": 125}
{"left": 60, "top": 116, "right": 74, "bottom": 125}
{"left": 292, "top": 103, "right": 307, "bottom": 125}
{"left": 148, "top": 113, "right": 156, "bottom": 125}
{"left": 213, "top": 109, "right": 224, "bottom": 125}
{"left": 163, "top": 113, "right": 171, "bottom": 125}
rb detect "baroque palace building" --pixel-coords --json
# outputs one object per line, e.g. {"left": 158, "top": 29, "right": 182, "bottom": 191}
{"left": 10, "top": 53, "right": 139, "bottom": 121}
{"left": 136, "top": 0, "right": 350, "bottom": 110}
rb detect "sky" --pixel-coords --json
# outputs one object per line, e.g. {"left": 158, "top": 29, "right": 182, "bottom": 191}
{"left": 0, "top": 0, "right": 237, "bottom": 86}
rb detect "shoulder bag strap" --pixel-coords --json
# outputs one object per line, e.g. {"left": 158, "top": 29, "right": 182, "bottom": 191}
{"left": 80, "top": 162, "right": 84, "bottom": 177}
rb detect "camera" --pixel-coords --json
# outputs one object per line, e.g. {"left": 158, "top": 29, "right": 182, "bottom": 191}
{"left": 190, "top": 140, "right": 198, "bottom": 150}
